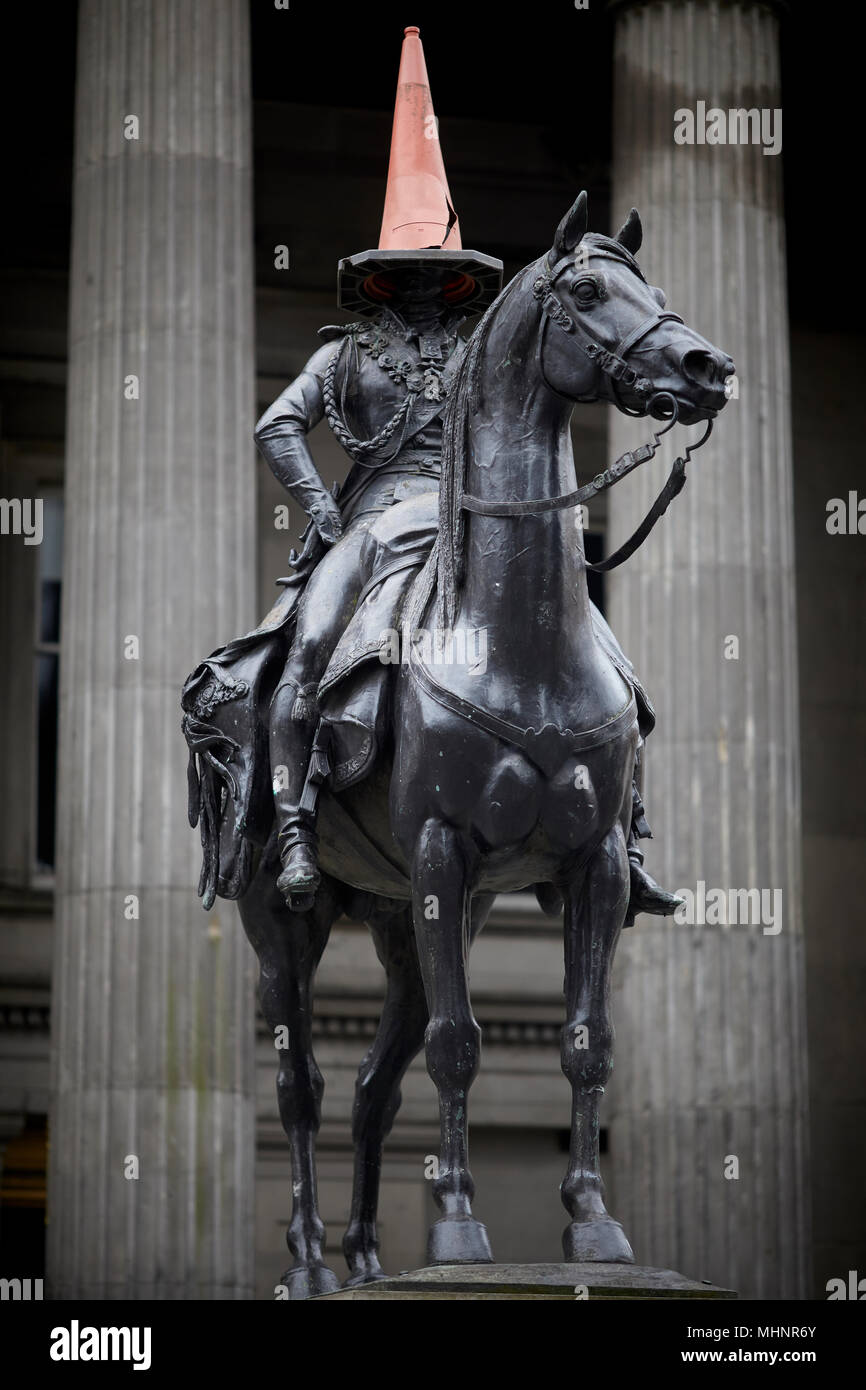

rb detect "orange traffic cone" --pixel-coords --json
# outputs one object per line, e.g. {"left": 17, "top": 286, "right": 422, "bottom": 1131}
{"left": 338, "top": 26, "right": 502, "bottom": 317}
{"left": 378, "top": 25, "right": 461, "bottom": 252}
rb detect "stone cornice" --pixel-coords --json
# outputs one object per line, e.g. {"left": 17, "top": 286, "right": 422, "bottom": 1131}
{"left": 0, "top": 1003, "right": 563, "bottom": 1048}
{"left": 256, "top": 1012, "right": 561, "bottom": 1049}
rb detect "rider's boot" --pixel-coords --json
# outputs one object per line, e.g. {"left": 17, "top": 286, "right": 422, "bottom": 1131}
{"left": 624, "top": 772, "right": 683, "bottom": 928}
{"left": 270, "top": 679, "right": 322, "bottom": 911}
{"left": 625, "top": 834, "right": 683, "bottom": 927}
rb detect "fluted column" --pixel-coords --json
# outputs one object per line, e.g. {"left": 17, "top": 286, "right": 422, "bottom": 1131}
{"left": 48, "top": 0, "right": 257, "bottom": 1298}
{"left": 605, "top": 1, "right": 809, "bottom": 1298}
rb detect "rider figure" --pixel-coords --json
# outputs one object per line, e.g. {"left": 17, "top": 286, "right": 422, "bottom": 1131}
{"left": 256, "top": 264, "right": 477, "bottom": 903}
{"left": 254, "top": 26, "right": 679, "bottom": 924}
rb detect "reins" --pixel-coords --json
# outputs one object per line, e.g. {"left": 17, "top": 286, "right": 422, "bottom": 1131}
{"left": 462, "top": 392, "right": 712, "bottom": 573}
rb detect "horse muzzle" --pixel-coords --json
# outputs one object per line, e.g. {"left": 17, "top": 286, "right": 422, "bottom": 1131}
{"left": 678, "top": 346, "right": 736, "bottom": 419}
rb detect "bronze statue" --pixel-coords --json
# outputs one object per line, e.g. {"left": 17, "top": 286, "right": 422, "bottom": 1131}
{"left": 182, "top": 27, "right": 733, "bottom": 1297}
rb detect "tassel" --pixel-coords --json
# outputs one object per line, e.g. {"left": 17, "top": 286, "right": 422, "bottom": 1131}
{"left": 308, "top": 748, "right": 331, "bottom": 782}
{"left": 291, "top": 691, "right": 317, "bottom": 722}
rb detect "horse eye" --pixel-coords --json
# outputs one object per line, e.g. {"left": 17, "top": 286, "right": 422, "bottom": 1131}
{"left": 573, "top": 275, "right": 601, "bottom": 304}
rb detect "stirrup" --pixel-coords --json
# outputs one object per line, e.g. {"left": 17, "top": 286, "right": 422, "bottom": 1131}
{"left": 277, "top": 836, "right": 321, "bottom": 911}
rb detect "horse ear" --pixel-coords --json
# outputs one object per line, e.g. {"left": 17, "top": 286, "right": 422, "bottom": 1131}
{"left": 615, "top": 207, "right": 642, "bottom": 254}
{"left": 549, "top": 191, "right": 588, "bottom": 266}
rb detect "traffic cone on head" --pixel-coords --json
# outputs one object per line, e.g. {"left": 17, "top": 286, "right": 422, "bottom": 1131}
{"left": 379, "top": 25, "right": 460, "bottom": 251}
{"left": 337, "top": 26, "right": 502, "bottom": 316}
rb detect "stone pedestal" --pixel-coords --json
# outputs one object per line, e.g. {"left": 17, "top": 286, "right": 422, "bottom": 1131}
{"left": 317, "top": 1262, "right": 736, "bottom": 1301}
{"left": 605, "top": 0, "right": 809, "bottom": 1299}
{"left": 47, "top": 0, "right": 257, "bottom": 1299}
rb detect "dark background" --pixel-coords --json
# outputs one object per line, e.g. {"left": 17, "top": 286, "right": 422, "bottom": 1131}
{"left": 0, "top": 0, "right": 859, "bottom": 331}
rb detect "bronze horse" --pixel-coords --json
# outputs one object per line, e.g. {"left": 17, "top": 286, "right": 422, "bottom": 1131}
{"left": 186, "top": 193, "right": 733, "bottom": 1297}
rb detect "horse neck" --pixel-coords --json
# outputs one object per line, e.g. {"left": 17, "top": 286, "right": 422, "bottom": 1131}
{"left": 455, "top": 273, "right": 592, "bottom": 656}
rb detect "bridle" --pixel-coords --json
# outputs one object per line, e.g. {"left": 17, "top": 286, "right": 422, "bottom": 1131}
{"left": 532, "top": 245, "right": 688, "bottom": 412}
{"left": 460, "top": 245, "right": 714, "bottom": 572}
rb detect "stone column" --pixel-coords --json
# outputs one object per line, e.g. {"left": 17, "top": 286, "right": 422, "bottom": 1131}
{"left": 48, "top": 0, "right": 257, "bottom": 1299}
{"left": 605, "top": 1, "right": 810, "bottom": 1298}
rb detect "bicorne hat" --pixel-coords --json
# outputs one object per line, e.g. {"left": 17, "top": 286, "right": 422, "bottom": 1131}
{"left": 337, "top": 26, "right": 503, "bottom": 317}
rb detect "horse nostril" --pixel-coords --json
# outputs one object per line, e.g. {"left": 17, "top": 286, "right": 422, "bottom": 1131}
{"left": 682, "top": 348, "right": 717, "bottom": 388}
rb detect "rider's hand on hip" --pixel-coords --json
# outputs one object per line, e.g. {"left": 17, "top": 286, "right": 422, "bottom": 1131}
{"left": 309, "top": 494, "right": 343, "bottom": 546}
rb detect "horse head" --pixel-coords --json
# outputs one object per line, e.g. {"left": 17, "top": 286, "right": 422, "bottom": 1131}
{"left": 536, "top": 191, "right": 734, "bottom": 426}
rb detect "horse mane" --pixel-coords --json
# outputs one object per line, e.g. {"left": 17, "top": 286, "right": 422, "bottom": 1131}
{"left": 433, "top": 268, "right": 527, "bottom": 629}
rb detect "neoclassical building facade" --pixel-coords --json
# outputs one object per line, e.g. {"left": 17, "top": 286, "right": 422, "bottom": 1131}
{"left": 0, "top": 0, "right": 862, "bottom": 1300}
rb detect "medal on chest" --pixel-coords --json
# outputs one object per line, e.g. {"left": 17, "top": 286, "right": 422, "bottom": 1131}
{"left": 355, "top": 325, "right": 454, "bottom": 402}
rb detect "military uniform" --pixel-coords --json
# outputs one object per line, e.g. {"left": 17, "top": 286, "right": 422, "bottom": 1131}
{"left": 255, "top": 304, "right": 471, "bottom": 893}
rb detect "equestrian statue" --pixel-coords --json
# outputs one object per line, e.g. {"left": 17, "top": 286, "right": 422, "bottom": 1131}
{"left": 182, "top": 26, "right": 734, "bottom": 1298}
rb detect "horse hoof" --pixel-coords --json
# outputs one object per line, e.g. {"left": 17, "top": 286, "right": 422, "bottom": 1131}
{"left": 563, "top": 1217, "right": 634, "bottom": 1264}
{"left": 342, "top": 1263, "right": 389, "bottom": 1289}
{"left": 276, "top": 1263, "right": 341, "bottom": 1300}
{"left": 427, "top": 1216, "right": 494, "bottom": 1265}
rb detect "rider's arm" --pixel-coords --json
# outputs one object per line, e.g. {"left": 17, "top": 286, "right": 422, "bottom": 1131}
{"left": 254, "top": 342, "right": 343, "bottom": 544}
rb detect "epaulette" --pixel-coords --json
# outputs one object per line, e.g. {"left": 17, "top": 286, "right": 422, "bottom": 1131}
{"left": 317, "top": 323, "right": 362, "bottom": 342}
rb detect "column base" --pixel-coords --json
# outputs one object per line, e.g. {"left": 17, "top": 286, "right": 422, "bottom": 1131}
{"left": 313, "top": 1261, "right": 737, "bottom": 1300}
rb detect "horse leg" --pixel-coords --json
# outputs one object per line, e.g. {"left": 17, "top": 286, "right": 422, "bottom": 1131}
{"left": 237, "top": 832, "right": 342, "bottom": 1299}
{"left": 342, "top": 892, "right": 495, "bottom": 1284}
{"left": 412, "top": 820, "right": 493, "bottom": 1265}
{"left": 560, "top": 823, "right": 635, "bottom": 1263}
{"left": 341, "top": 902, "right": 428, "bottom": 1287}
